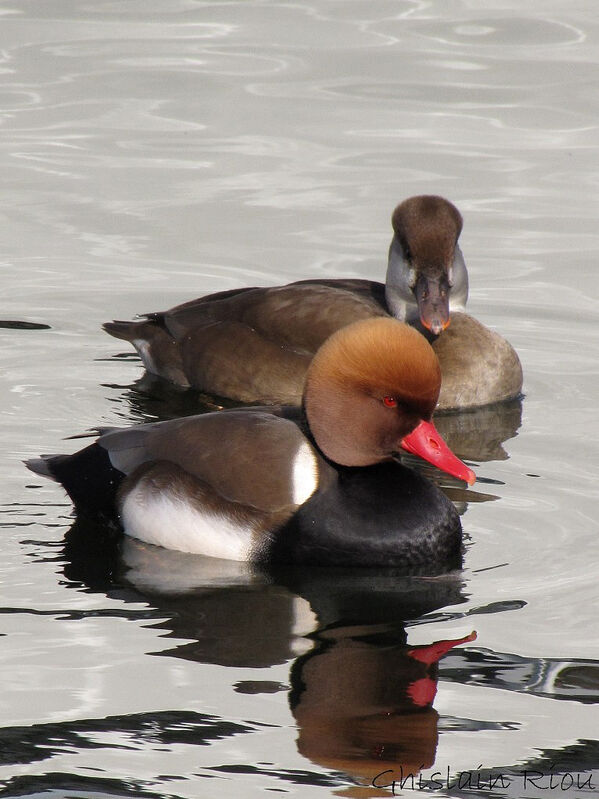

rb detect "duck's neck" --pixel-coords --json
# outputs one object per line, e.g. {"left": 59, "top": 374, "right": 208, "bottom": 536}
{"left": 384, "top": 239, "right": 469, "bottom": 322}
{"left": 384, "top": 239, "right": 418, "bottom": 324}
{"left": 446, "top": 244, "right": 469, "bottom": 311}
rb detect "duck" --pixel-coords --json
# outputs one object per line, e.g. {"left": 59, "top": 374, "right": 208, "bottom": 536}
{"left": 103, "top": 195, "right": 522, "bottom": 410}
{"left": 27, "top": 318, "right": 475, "bottom": 569}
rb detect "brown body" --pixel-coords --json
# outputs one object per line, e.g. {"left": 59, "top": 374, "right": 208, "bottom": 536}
{"left": 104, "top": 196, "right": 523, "bottom": 410}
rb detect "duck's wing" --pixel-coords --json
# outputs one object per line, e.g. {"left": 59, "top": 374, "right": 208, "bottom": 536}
{"left": 171, "top": 283, "right": 386, "bottom": 402}
{"left": 104, "top": 281, "right": 387, "bottom": 399}
{"left": 175, "top": 319, "right": 311, "bottom": 404}
{"left": 291, "top": 277, "right": 387, "bottom": 307}
{"left": 230, "top": 283, "right": 386, "bottom": 352}
{"left": 102, "top": 409, "right": 329, "bottom": 559}
{"left": 159, "top": 282, "right": 385, "bottom": 348}
{"left": 100, "top": 409, "right": 324, "bottom": 513}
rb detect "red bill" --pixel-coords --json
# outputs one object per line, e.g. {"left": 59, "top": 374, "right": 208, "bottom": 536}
{"left": 400, "top": 420, "right": 476, "bottom": 485}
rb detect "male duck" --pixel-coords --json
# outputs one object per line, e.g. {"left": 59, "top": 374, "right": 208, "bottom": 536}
{"left": 104, "top": 195, "right": 522, "bottom": 410}
{"left": 28, "top": 319, "right": 475, "bottom": 568}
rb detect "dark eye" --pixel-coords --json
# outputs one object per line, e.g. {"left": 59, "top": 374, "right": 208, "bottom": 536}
{"left": 382, "top": 396, "right": 397, "bottom": 408}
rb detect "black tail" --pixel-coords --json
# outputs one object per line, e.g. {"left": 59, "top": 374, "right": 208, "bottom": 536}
{"left": 26, "top": 442, "right": 125, "bottom": 525}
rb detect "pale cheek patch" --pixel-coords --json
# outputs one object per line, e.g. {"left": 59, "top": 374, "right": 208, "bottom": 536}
{"left": 120, "top": 484, "right": 254, "bottom": 561}
{"left": 291, "top": 440, "right": 319, "bottom": 505}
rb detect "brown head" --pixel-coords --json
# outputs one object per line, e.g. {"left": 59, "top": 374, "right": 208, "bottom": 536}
{"left": 392, "top": 195, "right": 463, "bottom": 273}
{"left": 303, "top": 317, "right": 441, "bottom": 467}
{"left": 387, "top": 196, "right": 467, "bottom": 335}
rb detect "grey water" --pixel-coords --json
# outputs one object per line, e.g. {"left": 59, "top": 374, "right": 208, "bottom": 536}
{"left": 2, "top": 1, "right": 598, "bottom": 796}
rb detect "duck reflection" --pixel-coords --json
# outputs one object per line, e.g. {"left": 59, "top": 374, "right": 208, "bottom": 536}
{"left": 267, "top": 564, "right": 474, "bottom": 788}
{"left": 102, "top": 370, "right": 235, "bottom": 425}
{"left": 289, "top": 626, "right": 475, "bottom": 789}
{"left": 405, "top": 398, "right": 523, "bottom": 509}
{"left": 434, "top": 398, "right": 522, "bottom": 463}
{"left": 61, "top": 521, "right": 475, "bottom": 789}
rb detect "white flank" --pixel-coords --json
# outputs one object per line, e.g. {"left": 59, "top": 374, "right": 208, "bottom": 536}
{"left": 291, "top": 440, "right": 319, "bottom": 505}
{"left": 120, "top": 484, "right": 253, "bottom": 561}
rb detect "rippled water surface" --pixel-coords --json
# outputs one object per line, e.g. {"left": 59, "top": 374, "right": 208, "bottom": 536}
{"left": 2, "top": 1, "right": 599, "bottom": 796}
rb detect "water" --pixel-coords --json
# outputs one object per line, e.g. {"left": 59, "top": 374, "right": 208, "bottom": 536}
{"left": 2, "top": 1, "right": 598, "bottom": 796}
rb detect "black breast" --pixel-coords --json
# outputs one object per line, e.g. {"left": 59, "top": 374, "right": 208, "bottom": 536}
{"left": 264, "top": 462, "right": 462, "bottom": 571}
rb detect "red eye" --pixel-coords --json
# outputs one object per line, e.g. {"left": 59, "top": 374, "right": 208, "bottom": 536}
{"left": 383, "top": 396, "right": 397, "bottom": 408}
